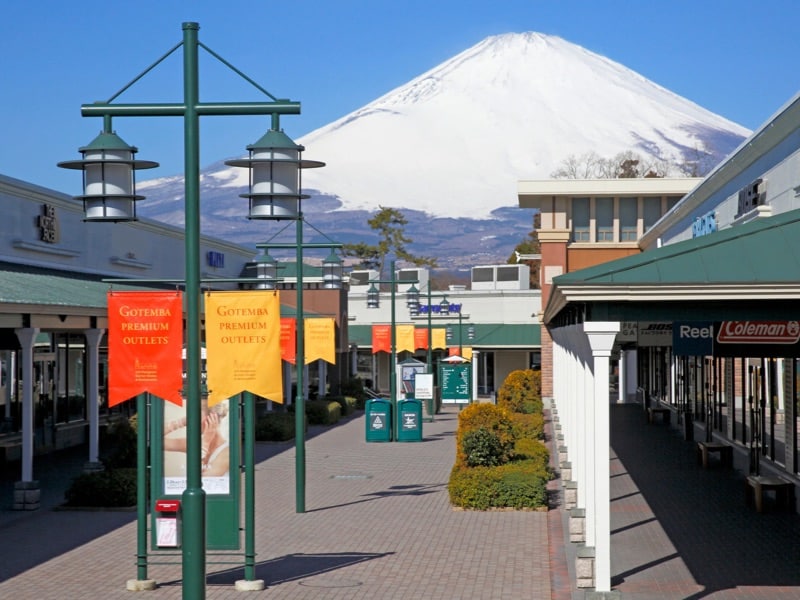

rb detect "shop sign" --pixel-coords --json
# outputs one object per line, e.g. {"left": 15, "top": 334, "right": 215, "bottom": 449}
{"left": 672, "top": 321, "right": 713, "bottom": 356}
{"left": 714, "top": 321, "right": 800, "bottom": 357}
{"left": 637, "top": 322, "right": 672, "bottom": 347}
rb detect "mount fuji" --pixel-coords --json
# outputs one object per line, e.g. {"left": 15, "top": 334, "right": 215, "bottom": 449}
{"left": 138, "top": 32, "right": 750, "bottom": 268}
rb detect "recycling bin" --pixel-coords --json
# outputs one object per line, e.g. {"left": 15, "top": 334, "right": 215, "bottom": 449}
{"left": 396, "top": 398, "right": 423, "bottom": 442}
{"left": 365, "top": 397, "right": 393, "bottom": 442}
{"left": 154, "top": 499, "right": 181, "bottom": 547}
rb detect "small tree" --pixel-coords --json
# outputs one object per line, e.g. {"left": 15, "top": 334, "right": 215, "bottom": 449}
{"left": 343, "top": 206, "right": 437, "bottom": 277}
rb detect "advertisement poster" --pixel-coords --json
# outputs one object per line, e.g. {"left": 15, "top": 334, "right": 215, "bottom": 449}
{"left": 163, "top": 398, "right": 231, "bottom": 495}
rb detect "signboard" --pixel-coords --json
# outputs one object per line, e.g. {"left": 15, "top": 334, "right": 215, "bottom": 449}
{"left": 440, "top": 363, "right": 471, "bottom": 404}
{"left": 401, "top": 410, "right": 418, "bottom": 430}
{"left": 414, "top": 373, "right": 434, "bottom": 400}
{"left": 713, "top": 321, "right": 800, "bottom": 357}
{"left": 673, "top": 321, "right": 713, "bottom": 356}
{"left": 637, "top": 322, "right": 673, "bottom": 347}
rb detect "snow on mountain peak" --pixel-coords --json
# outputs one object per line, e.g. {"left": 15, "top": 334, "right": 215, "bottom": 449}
{"left": 145, "top": 31, "right": 750, "bottom": 221}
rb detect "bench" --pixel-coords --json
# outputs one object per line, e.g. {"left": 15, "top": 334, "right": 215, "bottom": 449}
{"left": 696, "top": 441, "right": 733, "bottom": 469}
{"left": 647, "top": 407, "right": 671, "bottom": 425}
{"left": 745, "top": 475, "right": 795, "bottom": 513}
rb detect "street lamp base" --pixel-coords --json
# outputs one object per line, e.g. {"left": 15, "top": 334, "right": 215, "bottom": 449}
{"left": 235, "top": 579, "right": 266, "bottom": 592}
{"left": 126, "top": 578, "right": 157, "bottom": 591}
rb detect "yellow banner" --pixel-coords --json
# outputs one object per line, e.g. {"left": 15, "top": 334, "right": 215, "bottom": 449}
{"left": 395, "top": 324, "right": 416, "bottom": 353}
{"left": 304, "top": 317, "right": 335, "bottom": 364}
{"left": 205, "top": 291, "right": 283, "bottom": 405}
{"left": 432, "top": 328, "right": 447, "bottom": 350}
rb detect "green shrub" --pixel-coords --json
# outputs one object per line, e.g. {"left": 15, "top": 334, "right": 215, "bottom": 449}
{"left": 494, "top": 466, "right": 548, "bottom": 509}
{"left": 340, "top": 378, "right": 368, "bottom": 409}
{"left": 496, "top": 369, "right": 542, "bottom": 414}
{"left": 306, "top": 399, "right": 342, "bottom": 425}
{"left": 511, "top": 412, "right": 544, "bottom": 442}
{"left": 461, "top": 427, "right": 509, "bottom": 467}
{"left": 456, "top": 403, "right": 515, "bottom": 467}
{"left": 100, "top": 416, "right": 138, "bottom": 469}
{"left": 64, "top": 468, "right": 138, "bottom": 507}
{"left": 326, "top": 395, "right": 357, "bottom": 417}
{"left": 448, "top": 460, "right": 549, "bottom": 510}
{"left": 448, "top": 465, "right": 502, "bottom": 510}
{"left": 255, "top": 412, "right": 300, "bottom": 441}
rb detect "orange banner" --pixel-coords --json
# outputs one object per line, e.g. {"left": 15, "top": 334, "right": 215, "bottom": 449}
{"left": 107, "top": 291, "right": 183, "bottom": 407}
{"left": 432, "top": 328, "right": 447, "bottom": 350}
{"left": 448, "top": 346, "right": 473, "bottom": 360}
{"left": 205, "top": 291, "right": 283, "bottom": 405}
{"left": 281, "top": 318, "right": 296, "bottom": 364}
{"left": 305, "top": 318, "right": 335, "bottom": 364}
{"left": 395, "top": 324, "right": 415, "bottom": 353}
{"left": 372, "top": 324, "right": 391, "bottom": 353}
{"left": 414, "top": 328, "right": 428, "bottom": 350}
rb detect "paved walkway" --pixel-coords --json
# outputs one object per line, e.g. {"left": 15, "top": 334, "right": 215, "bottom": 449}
{"left": 3, "top": 402, "right": 798, "bottom": 599}
{"left": 0, "top": 407, "right": 564, "bottom": 599}
{"left": 609, "top": 403, "right": 800, "bottom": 599}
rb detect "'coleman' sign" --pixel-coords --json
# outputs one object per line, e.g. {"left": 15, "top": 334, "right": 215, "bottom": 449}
{"left": 714, "top": 321, "right": 800, "bottom": 357}
{"left": 716, "top": 321, "right": 800, "bottom": 344}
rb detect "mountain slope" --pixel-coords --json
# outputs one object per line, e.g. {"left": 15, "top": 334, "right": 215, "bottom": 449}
{"left": 138, "top": 32, "right": 750, "bottom": 265}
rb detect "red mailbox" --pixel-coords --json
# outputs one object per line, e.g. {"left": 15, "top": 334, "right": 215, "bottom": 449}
{"left": 154, "top": 499, "right": 181, "bottom": 548}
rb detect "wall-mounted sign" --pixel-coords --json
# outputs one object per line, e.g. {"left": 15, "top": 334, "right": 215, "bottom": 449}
{"left": 692, "top": 210, "right": 717, "bottom": 238}
{"left": 714, "top": 321, "right": 800, "bottom": 357}
{"left": 637, "top": 322, "right": 672, "bottom": 347}
{"left": 38, "top": 204, "right": 59, "bottom": 243}
{"left": 673, "top": 321, "right": 713, "bottom": 356}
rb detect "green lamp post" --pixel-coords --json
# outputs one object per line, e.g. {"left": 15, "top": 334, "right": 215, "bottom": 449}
{"left": 59, "top": 22, "right": 311, "bottom": 599}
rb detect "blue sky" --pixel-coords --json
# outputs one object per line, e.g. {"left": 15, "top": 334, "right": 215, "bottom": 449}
{"left": 3, "top": 0, "right": 799, "bottom": 194}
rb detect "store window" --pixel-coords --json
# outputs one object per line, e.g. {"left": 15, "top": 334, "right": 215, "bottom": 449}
{"left": 572, "top": 197, "right": 590, "bottom": 241}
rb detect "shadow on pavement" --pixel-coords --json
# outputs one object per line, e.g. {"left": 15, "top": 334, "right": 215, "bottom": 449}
{"left": 611, "top": 403, "right": 800, "bottom": 597}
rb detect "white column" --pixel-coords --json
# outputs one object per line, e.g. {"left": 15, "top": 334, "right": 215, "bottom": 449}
{"left": 584, "top": 321, "right": 620, "bottom": 594}
{"left": 471, "top": 351, "right": 479, "bottom": 401}
{"left": 618, "top": 350, "right": 625, "bottom": 403}
{"left": 84, "top": 328, "right": 105, "bottom": 466}
{"left": 318, "top": 360, "right": 327, "bottom": 397}
{"left": 14, "top": 327, "right": 39, "bottom": 482}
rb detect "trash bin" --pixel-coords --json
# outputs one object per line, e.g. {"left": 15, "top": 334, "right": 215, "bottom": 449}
{"left": 396, "top": 398, "right": 423, "bottom": 442}
{"left": 154, "top": 499, "right": 181, "bottom": 547}
{"left": 365, "top": 398, "right": 393, "bottom": 442}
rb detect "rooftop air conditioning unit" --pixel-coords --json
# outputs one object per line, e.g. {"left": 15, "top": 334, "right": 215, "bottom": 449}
{"left": 471, "top": 264, "right": 530, "bottom": 290}
{"left": 396, "top": 267, "right": 429, "bottom": 293}
{"left": 348, "top": 270, "right": 378, "bottom": 287}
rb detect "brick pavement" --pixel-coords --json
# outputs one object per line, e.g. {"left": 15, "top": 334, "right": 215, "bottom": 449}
{"left": 0, "top": 407, "right": 559, "bottom": 599}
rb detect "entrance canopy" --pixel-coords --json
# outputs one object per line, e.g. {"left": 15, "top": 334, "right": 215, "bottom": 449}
{"left": 544, "top": 207, "right": 800, "bottom": 326}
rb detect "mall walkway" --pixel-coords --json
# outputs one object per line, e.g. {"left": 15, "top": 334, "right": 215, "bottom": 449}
{"left": 0, "top": 407, "right": 561, "bottom": 599}
{"left": 608, "top": 403, "right": 800, "bottom": 599}
{"left": 2, "top": 402, "right": 799, "bottom": 599}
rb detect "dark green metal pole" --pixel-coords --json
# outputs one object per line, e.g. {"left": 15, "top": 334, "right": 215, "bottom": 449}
{"left": 295, "top": 213, "right": 306, "bottom": 512}
{"left": 243, "top": 392, "right": 256, "bottom": 580}
{"left": 390, "top": 260, "right": 397, "bottom": 440}
{"left": 136, "top": 393, "right": 148, "bottom": 581}
{"left": 180, "top": 21, "right": 207, "bottom": 600}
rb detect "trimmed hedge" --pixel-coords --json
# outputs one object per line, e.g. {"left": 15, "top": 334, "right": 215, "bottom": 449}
{"left": 448, "top": 458, "right": 548, "bottom": 510}
{"left": 326, "top": 395, "right": 358, "bottom": 417}
{"left": 306, "top": 399, "right": 342, "bottom": 425}
{"left": 255, "top": 412, "right": 302, "bottom": 441}
{"left": 65, "top": 467, "right": 138, "bottom": 507}
{"left": 449, "top": 368, "right": 550, "bottom": 511}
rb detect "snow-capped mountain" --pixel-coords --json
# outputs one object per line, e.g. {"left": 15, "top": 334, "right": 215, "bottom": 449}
{"left": 138, "top": 32, "right": 749, "bottom": 266}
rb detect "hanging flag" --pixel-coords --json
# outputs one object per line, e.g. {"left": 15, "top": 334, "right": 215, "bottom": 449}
{"left": 372, "top": 324, "right": 391, "bottom": 353}
{"left": 432, "top": 328, "right": 447, "bottom": 350}
{"left": 205, "top": 291, "right": 282, "bottom": 405}
{"left": 395, "top": 324, "right": 416, "bottom": 353}
{"left": 305, "top": 317, "right": 336, "bottom": 364}
{"left": 108, "top": 291, "right": 183, "bottom": 407}
{"left": 414, "top": 328, "right": 428, "bottom": 350}
{"left": 281, "top": 317, "right": 296, "bottom": 364}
